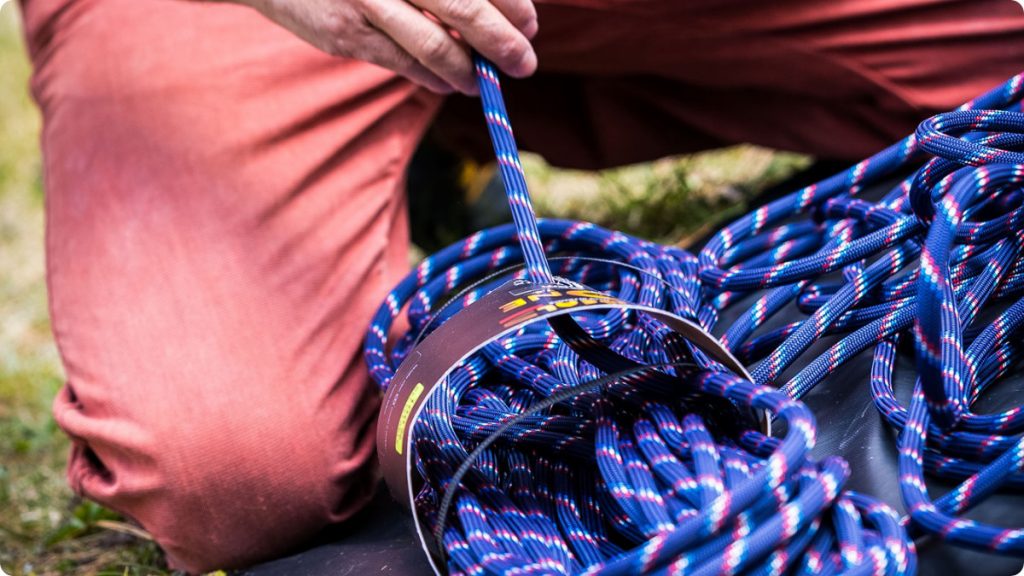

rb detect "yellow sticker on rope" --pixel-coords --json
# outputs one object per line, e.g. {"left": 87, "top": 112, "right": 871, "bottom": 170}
{"left": 395, "top": 382, "right": 425, "bottom": 455}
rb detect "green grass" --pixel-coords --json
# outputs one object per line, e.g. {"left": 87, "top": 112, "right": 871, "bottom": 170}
{"left": 0, "top": 4, "right": 806, "bottom": 575}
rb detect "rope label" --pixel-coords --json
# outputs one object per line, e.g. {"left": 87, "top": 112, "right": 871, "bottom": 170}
{"left": 376, "top": 277, "right": 756, "bottom": 572}
{"left": 498, "top": 287, "right": 623, "bottom": 328}
{"left": 394, "top": 382, "right": 424, "bottom": 455}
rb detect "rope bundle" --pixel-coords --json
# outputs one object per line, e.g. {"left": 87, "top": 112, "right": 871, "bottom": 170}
{"left": 365, "top": 60, "right": 1024, "bottom": 574}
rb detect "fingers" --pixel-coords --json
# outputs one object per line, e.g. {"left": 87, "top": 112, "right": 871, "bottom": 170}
{"left": 362, "top": 0, "right": 478, "bottom": 94}
{"left": 412, "top": 0, "right": 537, "bottom": 78}
{"left": 355, "top": 30, "right": 456, "bottom": 94}
{"left": 485, "top": 0, "right": 539, "bottom": 39}
{"left": 361, "top": 0, "right": 539, "bottom": 94}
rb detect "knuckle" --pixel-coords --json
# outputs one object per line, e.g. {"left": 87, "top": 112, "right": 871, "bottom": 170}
{"left": 418, "top": 32, "right": 452, "bottom": 63}
{"left": 439, "top": 0, "right": 479, "bottom": 24}
{"left": 492, "top": 0, "right": 535, "bottom": 28}
{"left": 507, "top": 0, "right": 536, "bottom": 27}
{"left": 492, "top": 36, "right": 526, "bottom": 64}
{"left": 323, "top": 9, "right": 350, "bottom": 37}
{"left": 322, "top": 9, "right": 371, "bottom": 59}
{"left": 360, "top": 0, "right": 393, "bottom": 26}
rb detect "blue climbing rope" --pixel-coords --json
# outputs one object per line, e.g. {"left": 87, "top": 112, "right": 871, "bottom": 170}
{"left": 365, "top": 57, "right": 1024, "bottom": 574}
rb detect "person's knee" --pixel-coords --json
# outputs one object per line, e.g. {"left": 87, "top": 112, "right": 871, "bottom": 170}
{"left": 57, "top": 379, "right": 378, "bottom": 573}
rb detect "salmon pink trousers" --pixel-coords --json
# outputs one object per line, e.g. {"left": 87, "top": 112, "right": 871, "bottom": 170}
{"left": 19, "top": 0, "right": 1024, "bottom": 571}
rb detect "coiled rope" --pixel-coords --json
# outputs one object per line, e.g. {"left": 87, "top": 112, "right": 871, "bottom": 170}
{"left": 365, "top": 59, "right": 1024, "bottom": 575}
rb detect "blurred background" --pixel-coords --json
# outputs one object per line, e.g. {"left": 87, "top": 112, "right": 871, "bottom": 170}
{"left": 0, "top": 4, "right": 811, "bottom": 574}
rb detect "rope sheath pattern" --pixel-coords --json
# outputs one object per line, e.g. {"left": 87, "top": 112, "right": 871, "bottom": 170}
{"left": 365, "top": 59, "right": 1024, "bottom": 574}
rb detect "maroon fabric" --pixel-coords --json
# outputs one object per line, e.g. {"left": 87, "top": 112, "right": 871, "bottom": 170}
{"left": 439, "top": 0, "right": 1024, "bottom": 168}
{"left": 18, "top": 0, "right": 1024, "bottom": 572}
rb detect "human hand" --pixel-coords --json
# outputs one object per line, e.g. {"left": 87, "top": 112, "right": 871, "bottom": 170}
{"left": 237, "top": 0, "right": 538, "bottom": 94}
